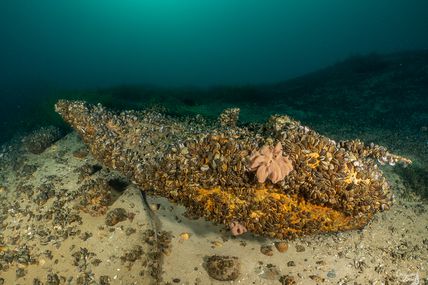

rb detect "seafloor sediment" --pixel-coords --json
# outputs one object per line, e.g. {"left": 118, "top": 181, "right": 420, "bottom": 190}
{"left": 55, "top": 100, "right": 410, "bottom": 239}
{"left": 0, "top": 126, "right": 426, "bottom": 284}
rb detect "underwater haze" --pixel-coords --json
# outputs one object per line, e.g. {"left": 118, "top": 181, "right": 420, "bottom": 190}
{"left": 1, "top": 0, "right": 428, "bottom": 88}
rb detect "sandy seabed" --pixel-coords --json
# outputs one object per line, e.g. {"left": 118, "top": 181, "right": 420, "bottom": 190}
{"left": 0, "top": 132, "right": 427, "bottom": 285}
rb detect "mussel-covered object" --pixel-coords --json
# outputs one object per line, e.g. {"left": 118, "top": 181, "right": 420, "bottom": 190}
{"left": 55, "top": 100, "right": 411, "bottom": 239}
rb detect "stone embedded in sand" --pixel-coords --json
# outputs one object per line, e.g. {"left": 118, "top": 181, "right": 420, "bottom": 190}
{"left": 55, "top": 100, "right": 412, "bottom": 239}
{"left": 22, "top": 126, "right": 62, "bottom": 154}
{"left": 274, "top": 241, "right": 288, "bottom": 253}
{"left": 205, "top": 255, "right": 240, "bottom": 281}
{"left": 260, "top": 245, "right": 274, "bottom": 256}
{"left": 105, "top": 208, "right": 128, "bottom": 226}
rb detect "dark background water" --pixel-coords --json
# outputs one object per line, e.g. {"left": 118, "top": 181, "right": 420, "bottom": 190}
{"left": 1, "top": 0, "right": 428, "bottom": 88}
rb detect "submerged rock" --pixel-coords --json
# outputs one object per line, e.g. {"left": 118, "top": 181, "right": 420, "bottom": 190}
{"left": 205, "top": 255, "right": 240, "bottom": 281}
{"left": 274, "top": 241, "right": 288, "bottom": 253}
{"left": 260, "top": 245, "right": 274, "bottom": 256}
{"left": 55, "top": 100, "right": 411, "bottom": 239}
{"left": 22, "top": 126, "right": 62, "bottom": 154}
{"left": 105, "top": 208, "right": 128, "bottom": 226}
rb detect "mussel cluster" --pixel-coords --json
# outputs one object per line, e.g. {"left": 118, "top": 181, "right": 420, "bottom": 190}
{"left": 22, "top": 126, "right": 62, "bottom": 154}
{"left": 55, "top": 100, "right": 411, "bottom": 239}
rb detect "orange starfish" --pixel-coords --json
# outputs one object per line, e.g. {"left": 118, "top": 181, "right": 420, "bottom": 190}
{"left": 249, "top": 142, "right": 293, "bottom": 183}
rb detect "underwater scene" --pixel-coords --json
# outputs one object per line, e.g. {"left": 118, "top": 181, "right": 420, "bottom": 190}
{"left": 0, "top": 1, "right": 428, "bottom": 284}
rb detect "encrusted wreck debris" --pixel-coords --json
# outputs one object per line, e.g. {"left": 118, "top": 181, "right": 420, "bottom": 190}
{"left": 55, "top": 100, "right": 411, "bottom": 239}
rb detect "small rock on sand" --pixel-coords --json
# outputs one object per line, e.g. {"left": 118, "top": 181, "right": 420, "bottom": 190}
{"left": 105, "top": 208, "right": 128, "bottom": 226}
{"left": 205, "top": 255, "right": 240, "bottom": 281}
